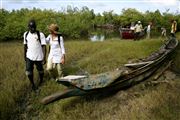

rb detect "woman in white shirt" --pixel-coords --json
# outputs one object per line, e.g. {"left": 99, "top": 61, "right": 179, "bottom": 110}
{"left": 46, "top": 24, "right": 65, "bottom": 80}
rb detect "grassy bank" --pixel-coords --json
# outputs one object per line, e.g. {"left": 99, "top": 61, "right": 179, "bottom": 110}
{"left": 0, "top": 42, "right": 29, "bottom": 119}
{"left": 1, "top": 38, "right": 180, "bottom": 120}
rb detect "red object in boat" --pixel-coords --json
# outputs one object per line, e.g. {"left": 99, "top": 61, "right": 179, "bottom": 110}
{"left": 120, "top": 28, "right": 134, "bottom": 39}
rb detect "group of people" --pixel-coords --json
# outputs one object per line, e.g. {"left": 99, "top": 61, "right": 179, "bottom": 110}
{"left": 130, "top": 19, "right": 177, "bottom": 40}
{"left": 24, "top": 19, "right": 65, "bottom": 91}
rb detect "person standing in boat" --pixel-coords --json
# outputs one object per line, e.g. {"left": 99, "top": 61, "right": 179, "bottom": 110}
{"left": 46, "top": 23, "right": 65, "bottom": 81}
{"left": 170, "top": 20, "right": 177, "bottom": 37}
{"left": 134, "top": 21, "right": 143, "bottom": 40}
{"left": 161, "top": 27, "right": 166, "bottom": 37}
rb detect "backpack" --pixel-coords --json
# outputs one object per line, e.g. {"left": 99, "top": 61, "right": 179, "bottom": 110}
{"left": 57, "top": 34, "right": 62, "bottom": 46}
{"left": 25, "top": 31, "right": 41, "bottom": 44}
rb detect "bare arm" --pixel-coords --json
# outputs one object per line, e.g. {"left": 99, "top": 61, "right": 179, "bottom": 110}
{"left": 42, "top": 45, "right": 46, "bottom": 64}
{"left": 61, "top": 54, "right": 65, "bottom": 64}
{"left": 60, "top": 36, "right": 65, "bottom": 64}
{"left": 24, "top": 44, "right": 27, "bottom": 61}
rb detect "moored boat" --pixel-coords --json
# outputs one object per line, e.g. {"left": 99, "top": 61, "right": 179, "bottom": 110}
{"left": 119, "top": 28, "right": 145, "bottom": 39}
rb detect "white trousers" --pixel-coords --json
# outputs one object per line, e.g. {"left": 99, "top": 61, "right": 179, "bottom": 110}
{"left": 146, "top": 31, "right": 150, "bottom": 39}
{"left": 46, "top": 59, "right": 62, "bottom": 79}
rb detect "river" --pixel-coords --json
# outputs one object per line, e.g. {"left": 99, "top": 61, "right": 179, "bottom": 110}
{"left": 89, "top": 28, "right": 120, "bottom": 41}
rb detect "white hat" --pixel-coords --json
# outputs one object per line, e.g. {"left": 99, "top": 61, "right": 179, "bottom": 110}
{"left": 138, "top": 21, "right": 141, "bottom": 23}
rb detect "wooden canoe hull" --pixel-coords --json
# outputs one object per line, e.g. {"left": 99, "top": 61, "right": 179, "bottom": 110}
{"left": 41, "top": 37, "right": 178, "bottom": 105}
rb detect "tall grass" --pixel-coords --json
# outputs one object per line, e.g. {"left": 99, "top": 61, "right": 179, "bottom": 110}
{"left": 64, "top": 39, "right": 163, "bottom": 74}
{"left": 1, "top": 38, "right": 180, "bottom": 120}
{"left": 0, "top": 42, "right": 29, "bottom": 119}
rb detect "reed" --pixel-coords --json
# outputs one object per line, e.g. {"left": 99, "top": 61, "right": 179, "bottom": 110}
{"left": 1, "top": 38, "right": 180, "bottom": 120}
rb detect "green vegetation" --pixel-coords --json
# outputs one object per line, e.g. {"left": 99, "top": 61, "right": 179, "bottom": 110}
{"left": 64, "top": 39, "right": 163, "bottom": 74}
{"left": 2, "top": 38, "right": 180, "bottom": 120}
{"left": 0, "top": 7, "right": 180, "bottom": 41}
{"left": 0, "top": 42, "right": 28, "bottom": 119}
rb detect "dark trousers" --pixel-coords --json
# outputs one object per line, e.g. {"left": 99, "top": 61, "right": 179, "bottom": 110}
{"left": 134, "top": 32, "right": 140, "bottom": 40}
{"left": 25, "top": 58, "right": 44, "bottom": 89}
{"left": 26, "top": 58, "right": 44, "bottom": 75}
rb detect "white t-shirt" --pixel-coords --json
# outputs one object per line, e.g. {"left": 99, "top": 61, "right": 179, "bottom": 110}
{"left": 23, "top": 31, "right": 46, "bottom": 61}
{"left": 46, "top": 35, "right": 65, "bottom": 63}
{"left": 147, "top": 25, "right": 151, "bottom": 32}
{"left": 134, "top": 24, "right": 142, "bottom": 33}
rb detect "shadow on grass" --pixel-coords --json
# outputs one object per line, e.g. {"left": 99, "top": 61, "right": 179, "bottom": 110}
{"left": 60, "top": 83, "right": 138, "bottom": 111}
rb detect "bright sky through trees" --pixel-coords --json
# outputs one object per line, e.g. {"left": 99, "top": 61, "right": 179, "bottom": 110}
{"left": 1, "top": 0, "right": 180, "bottom": 14}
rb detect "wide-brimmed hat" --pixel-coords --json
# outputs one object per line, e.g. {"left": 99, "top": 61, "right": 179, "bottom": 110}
{"left": 48, "top": 23, "right": 60, "bottom": 34}
{"left": 138, "top": 21, "right": 141, "bottom": 24}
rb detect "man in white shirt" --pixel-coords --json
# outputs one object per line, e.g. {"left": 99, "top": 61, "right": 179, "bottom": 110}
{"left": 134, "top": 21, "right": 143, "bottom": 40}
{"left": 24, "top": 19, "right": 46, "bottom": 90}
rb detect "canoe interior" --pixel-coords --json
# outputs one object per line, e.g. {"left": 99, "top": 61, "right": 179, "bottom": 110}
{"left": 58, "top": 37, "right": 178, "bottom": 91}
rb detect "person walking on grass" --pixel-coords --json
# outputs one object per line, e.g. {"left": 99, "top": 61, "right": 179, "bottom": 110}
{"left": 171, "top": 19, "right": 177, "bottom": 37}
{"left": 146, "top": 22, "right": 152, "bottom": 39}
{"left": 23, "top": 19, "right": 46, "bottom": 91}
{"left": 46, "top": 23, "right": 65, "bottom": 81}
{"left": 161, "top": 27, "right": 166, "bottom": 37}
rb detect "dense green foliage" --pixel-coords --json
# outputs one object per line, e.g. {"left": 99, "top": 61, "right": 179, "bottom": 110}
{"left": 0, "top": 7, "right": 180, "bottom": 41}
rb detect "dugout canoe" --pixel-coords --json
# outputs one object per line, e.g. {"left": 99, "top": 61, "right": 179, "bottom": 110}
{"left": 41, "top": 36, "right": 178, "bottom": 105}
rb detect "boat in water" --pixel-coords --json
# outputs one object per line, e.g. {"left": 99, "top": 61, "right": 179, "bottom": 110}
{"left": 119, "top": 28, "right": 145, "bottom": 39}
